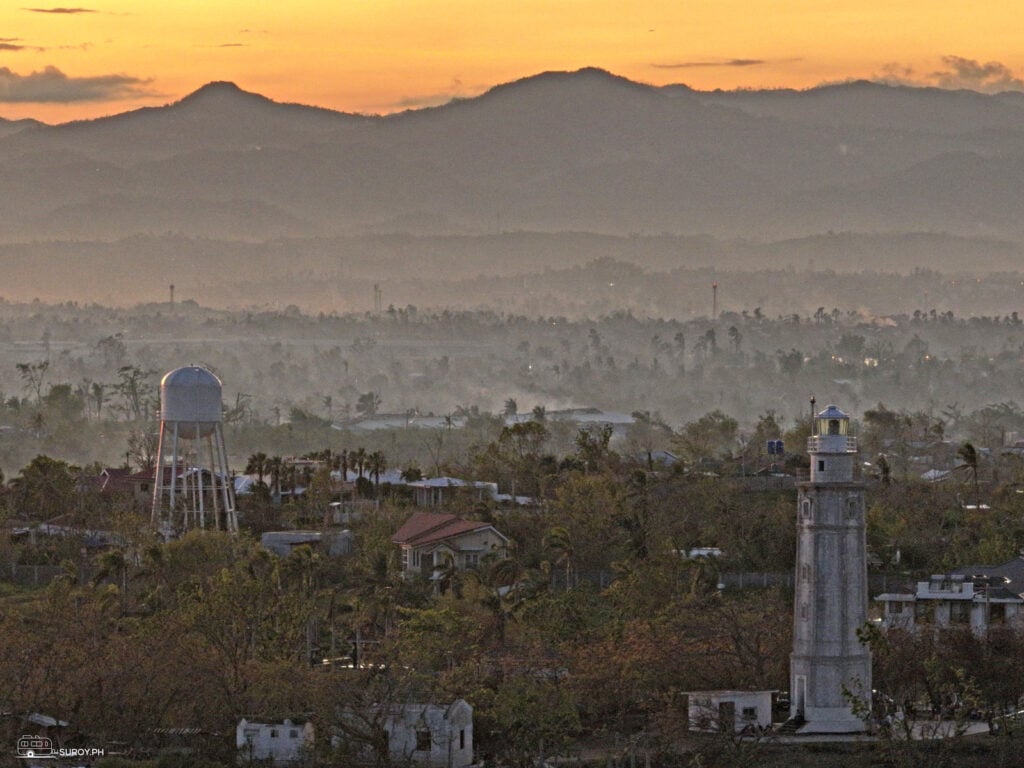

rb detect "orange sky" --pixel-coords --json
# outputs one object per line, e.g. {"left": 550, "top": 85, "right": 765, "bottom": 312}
{"left": 2, "top": 1, "right": 1023, "bottom": 123}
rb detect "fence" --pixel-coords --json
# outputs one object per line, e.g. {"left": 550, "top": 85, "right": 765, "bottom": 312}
{"left": 4, "top": 564, "right": 66, "bottom": 587}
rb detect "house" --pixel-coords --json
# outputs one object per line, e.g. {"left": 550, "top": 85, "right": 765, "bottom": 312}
{"left": 392, "top": 512, "right": 509, "bottom": 579}
{"left": 260, "top": 530, "right": 353, "bottom": 558}
{"left": 236, "top": 717, "right": 314, "bottom": 765}
{"left": 407, "top": 477, "right": 534, "bottom": 507}
{"left": 685, "top": 691, "right": 775, "bottom": 733}
{"left": 384, "top": 700, "right": 473, "bottom": 768}
{"left": 875, "top": 571, "right": 1024, "bottom": 634}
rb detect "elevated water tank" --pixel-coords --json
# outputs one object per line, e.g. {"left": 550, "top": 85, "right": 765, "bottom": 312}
{"left": 160, "top": 366, "right": 222, "bottom": 435}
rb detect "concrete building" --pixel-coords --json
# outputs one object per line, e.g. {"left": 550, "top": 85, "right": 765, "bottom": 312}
{"left": 236, "top": 717, "right": 313, "bottom": 765}
{"left": 685, "top": 690, "right": 774, "bottom": 733}
{"left": 383, "top": 700, "right": 473, "bottom": 768}
{"left": 876, "top": 573, "right": 1024, "bottom": 633}
{"left": 259, "top": 530, "right": 353, "bottom": 558}
{"left": 790, "top": 404, "right": 871, "bottom": 733}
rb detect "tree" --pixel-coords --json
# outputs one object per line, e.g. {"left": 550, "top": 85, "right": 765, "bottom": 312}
{"left": 356, "top": 391, "right": 382, "bottom": 418}
{"left": 543, "top": 525, "right": 575, "bottom": 590}
{"left": 113, "top": 365, "right": 156, "bottom": 421}
{"left": 673, "top": 410, "right": 738, "bottom": 462}
{"left": 9, "top": 454, "right": 78, "bottom": 521}
{"left": 245, "top": 452, "right": 269, "bottom": 486}
{"left": 126, "top": 428, "right": 159, "bottom": 472}
{"left": 574, "top": 424, "right": 616, "bottom": 472}
{"left": 367, "top": 450, "right": 387, "bottom": 493}
{"left": 16, "top": 360, "right": 49, "bottom": 405}
{"left": 958, "top": 441, "right": 980, "bottom": 508}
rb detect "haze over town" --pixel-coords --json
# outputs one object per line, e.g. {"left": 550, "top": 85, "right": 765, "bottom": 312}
{"left": 5, "top": 3, "right": 1024, "bottom": 766}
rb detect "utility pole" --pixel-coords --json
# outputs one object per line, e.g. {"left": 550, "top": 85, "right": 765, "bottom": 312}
{"left": 712, "top": 281, "right": 718, "bottom": 320}
{"left": 373, "top": 284, "right": 382, "bottom": 313}
{"left": 169, "top": 284, "right": 175, "bottom": 310}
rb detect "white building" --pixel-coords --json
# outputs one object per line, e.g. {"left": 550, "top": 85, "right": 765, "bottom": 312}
{"left": 236, "top": 717, "right": 314, "bottom": 765}
{"left": 790, "top": 404, "right": 871, "bottom": 733}
{"left": 686, "top": 690, "right": 774, "bottom": 733}
{"left": 384, "top": 700, "right": 473, "bottom": 768}
{"left": 876, "top": 573, "right": 1024, "bottom": 633}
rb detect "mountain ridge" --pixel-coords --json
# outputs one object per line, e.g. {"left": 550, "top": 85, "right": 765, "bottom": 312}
{"left": 0, "top": 67, "right": 1023, "bottom": 252}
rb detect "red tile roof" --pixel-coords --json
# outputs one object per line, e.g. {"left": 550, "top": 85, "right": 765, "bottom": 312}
{"left": 391, "top": 511, "right": 495, "bottom": 547}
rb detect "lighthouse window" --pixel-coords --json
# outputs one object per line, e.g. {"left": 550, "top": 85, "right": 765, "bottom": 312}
{"left": 801, "top": 564, "right": 811, "bottom": 582}
{"left": 801, "top": 500, "right": 811, "bottom": 519}
{"left": 818, "top": 460, "right": 826, "bottom": 472}
{"left": 847, "top": 500, "right": 858, "bottom": 519}
{"left": 800, "top": 602, "right": 808, "bottom": 620}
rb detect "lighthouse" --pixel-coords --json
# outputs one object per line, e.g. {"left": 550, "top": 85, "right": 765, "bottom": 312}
{"left": 790, "top": 404, "right": 871, "bottom": 733}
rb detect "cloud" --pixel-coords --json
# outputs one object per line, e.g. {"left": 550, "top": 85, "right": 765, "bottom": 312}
{"left": 386, "top": 77, "right": 468, "bottom": 110}
{"left": 0, "top": 65, "right": 154, "bottom": 103}
{"left": 932, "top": 55, "right": 1024, "bottom": 91}
{"left": 22, "top": 6, "right": 96, "bottom": 12}
{"left": 653, "top": 58, "right": 766, "bottom": 69}
{"left": 876, "top": 55, "right": 1024, "bottom": 93}
{"left": 0, "top": 43, "right": 28, "bottom": 51}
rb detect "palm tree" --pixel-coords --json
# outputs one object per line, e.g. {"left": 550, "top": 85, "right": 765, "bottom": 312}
{"left": 367, "top": 451, "right": 387, "bottom": 494}
{"left": 267, "top": 455, "right": 284, "bottom": 499}
{"left": 351, "top": 447, "right": 368, "bottom": 479}
{"left": 245, "top": 452, "right": 269, "bottom": 486}
{"left": 958, "top": 441, "right": 980, "bottom": 508}
{"left": 435, "top": 551, "right": 461, "bottom": 596}
{"left": 93, "top": 548, "right": 130, "bottom": 616}
{"left": 543, "top": 525, "right": 575, "bottom": 590}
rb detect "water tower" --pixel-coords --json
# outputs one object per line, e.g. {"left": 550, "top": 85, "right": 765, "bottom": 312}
{"left": 151, "top": 366, "right": 238, "bottom": 534}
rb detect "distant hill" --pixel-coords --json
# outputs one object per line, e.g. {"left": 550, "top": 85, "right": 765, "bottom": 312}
{"left": 1, "top": 68, "right": 1024, "bottom": 274}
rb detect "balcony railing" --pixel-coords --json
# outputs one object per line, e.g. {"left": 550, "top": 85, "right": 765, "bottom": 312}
{"left": 807, "top": 435, "right": 857, "bottom": 453}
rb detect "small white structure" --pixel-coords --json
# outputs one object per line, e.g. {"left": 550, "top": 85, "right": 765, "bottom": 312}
{"left": 152, "top": 366, "right": 237, "bottom": 533}
{"left": 237, "top": 717, "right": 313, "bottom": 765}
{"left": 686, "top": 691, "right": 774, "bottom": 733}
{"left": 876, "top": 574, "right": 1024, "bottom": 633}
{"left": 384, "top": 700, "right": 473, "bottom": 768}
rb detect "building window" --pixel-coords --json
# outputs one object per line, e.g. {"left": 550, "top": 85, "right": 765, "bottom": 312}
{"left": 990, "top": 603, "right": 1007, "bottom": 625}
{"left": 801, "top": 564, "right": 811, "bottom": 582}
{"left": 888, "top": 601, "right": 905, "bottom": 614}
{"left": 915, "top": 603, "right": 934, "bottom": 624}
{"left": 742, "top": 707, "right": 758, "bottom": 720}
{"left": 800, "top": 602, "right": 808, "bottom": 620}
{"left": 817, "top": 460, "right": 826, "bottom": 472}
{"left": 464, "top": 552, "right": 479, "bottom": 568}
{"left": 415, "top": 730, "right": 431, "bottom": 752}
{"left": 950, "top": 602, "right": 970, "bottom": 624}
{"left": 847, "top": 499, "right": 858, "bottom": 519}
{"left": 270, "top": 729, "right": 279, "bottom": 738}
{"left": 289, "top": 729, "right": 299, "bottom": 739}
{"left": 460, "top": 729, "right": 465, "bottom": 750}
{"left": 412, "top": 550, "right": 420, "bottom": 568}
{"left": 801, "top": 500, "right": 811, "bottom": 519}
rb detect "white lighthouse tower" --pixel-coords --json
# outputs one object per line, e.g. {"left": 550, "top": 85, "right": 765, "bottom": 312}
{"left": 790, "top": 404, "right": 871, "bottom": 733}
{"left": 151, "top": 366, "right": 238, "bottom": 534}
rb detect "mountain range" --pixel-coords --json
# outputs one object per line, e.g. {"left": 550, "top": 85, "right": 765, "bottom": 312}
{"left": 2, "top": 68, "right": 1024, "bottom": 244}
